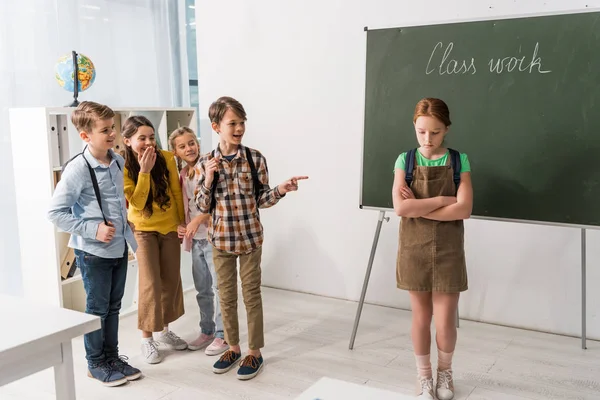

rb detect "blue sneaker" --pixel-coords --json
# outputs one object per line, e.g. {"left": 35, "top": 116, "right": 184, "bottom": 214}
{"left": 87, "top": 361, "right": 128, "bottom": 387}
{"left": 109, "top": 355, "right": 142, "bottom": 381}
{"left": 212, "top": 350, "right": 242, "bottom": 374}
{"left": 237, "top": 355, "right": 264, "bottom": 380}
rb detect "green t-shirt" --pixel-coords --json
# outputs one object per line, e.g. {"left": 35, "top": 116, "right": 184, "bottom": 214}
{"left": 394, "top": 149, "right": 471, "bottom": 173}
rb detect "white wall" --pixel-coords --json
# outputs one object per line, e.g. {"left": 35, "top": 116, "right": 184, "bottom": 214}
{"left": 196, "top": 0, "right": 600, "bottom": 340}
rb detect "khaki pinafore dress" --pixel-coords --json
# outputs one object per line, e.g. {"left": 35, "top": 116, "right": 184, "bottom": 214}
{"left": 396, "top": 157, "right": 468, "bottom": 293}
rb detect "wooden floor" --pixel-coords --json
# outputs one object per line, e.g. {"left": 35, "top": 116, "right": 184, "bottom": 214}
{"left": 2, "top": 287, "right": 599, "bottom": 399}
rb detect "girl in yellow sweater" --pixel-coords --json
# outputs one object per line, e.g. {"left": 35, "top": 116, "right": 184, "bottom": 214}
{"left": 122, "top": 116, "right": 187, "bottom": 364}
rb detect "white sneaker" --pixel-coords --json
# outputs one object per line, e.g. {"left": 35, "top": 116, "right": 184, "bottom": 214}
{"left": 141, "top": 340, "right": 162, "bottom": 364}
{"left": 416, "top": 376, "right": 435, "bottom": 399}
{"left": 157, "top": 330, "right": 188, "bottom": 350}
{"left": 436, "top": 369, "right": 455, "bottom": 400}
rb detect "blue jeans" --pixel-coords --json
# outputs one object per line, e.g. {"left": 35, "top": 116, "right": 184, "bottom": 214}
{"left": 192, "top": 239, "right": 224, "bottom": 339}
{"left": 75, "top": 244, "right": 128, "bottom": 367}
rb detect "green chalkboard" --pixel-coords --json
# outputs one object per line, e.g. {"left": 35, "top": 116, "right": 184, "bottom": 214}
{"left": 360, "top": 10, "right": 600, "bottom": 227}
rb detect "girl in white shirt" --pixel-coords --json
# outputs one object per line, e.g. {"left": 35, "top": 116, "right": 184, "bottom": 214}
{"left": 170, "top": 127, "right": 229, "bottom": 356}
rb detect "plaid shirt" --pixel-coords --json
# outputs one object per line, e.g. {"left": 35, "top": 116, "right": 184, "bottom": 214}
{"left": 195, "top": 144, "right": 284, "bottom": 254}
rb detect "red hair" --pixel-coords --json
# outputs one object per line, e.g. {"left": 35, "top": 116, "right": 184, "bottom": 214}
{"left": 413, "top": 98, "right": 451, "bottom": 127}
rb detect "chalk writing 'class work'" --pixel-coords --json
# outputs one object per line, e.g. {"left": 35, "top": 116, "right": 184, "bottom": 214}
{"left": 425, "top": 42, "right": 552, "bottom": 76}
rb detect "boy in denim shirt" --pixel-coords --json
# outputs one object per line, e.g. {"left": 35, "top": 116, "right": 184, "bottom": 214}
{"left": 48, "top": 101, "right": 140, "bottom": 386}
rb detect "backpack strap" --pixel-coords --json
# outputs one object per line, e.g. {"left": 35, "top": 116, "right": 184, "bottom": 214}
{"left": 209, "top": 149, "right": 219, "bottom": 214}
{"left": 80, "top": 153, "right": 109, "bottom": 225}
{"left": 404, "top": 148, "right": 417, "bottom": 187}
{"left": 63, "top": 145, "right": 109, "bottom": 225}
{"left": 448, "top": 148, "right": 461, "bottom": 192}
{"left": 244, "top": 146, "right": 261, "bottom": 202}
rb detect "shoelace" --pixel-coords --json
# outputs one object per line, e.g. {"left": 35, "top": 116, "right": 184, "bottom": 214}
{"left": 437, "top": 369, "right": 453, "bottom": 388}
{"left": 143, "top": 340, "right": 160, "bottom": 355}
{"left": 111, "top": 355, "right": 131, "bottom": 368}
{"left": 419, "top": 376, "right": 434, "bottom": 393}
{"left": 218, "top": 350, "right": 239, "bottom": 363}
{"left": 239, "top": 355, "right": 260, "bottom": 369}
{"left": 164, "top": 331, "right": 183, "bottom": 343}
{"left": 90, "top": 362, "right": 117, "bottom": 380}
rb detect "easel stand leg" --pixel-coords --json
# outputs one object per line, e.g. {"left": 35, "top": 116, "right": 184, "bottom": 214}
{"left": 349, "top": 210, "right": 389, "bottom": 350}
{"left": 581, "top": 228, "right": 587, "bottom": 350}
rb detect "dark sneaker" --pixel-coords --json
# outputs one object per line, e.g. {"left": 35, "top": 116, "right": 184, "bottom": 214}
{"left": 236, "top": 355, "right": 264, "bottom": 380}
{"left": 212, "top": 350, "right": 242, "bottom": 374}
{"left": 87, "top": 361, "right": 128, "bottom": 387}
{"left": 109, "top": 355, "right": 142, "bottom": 381}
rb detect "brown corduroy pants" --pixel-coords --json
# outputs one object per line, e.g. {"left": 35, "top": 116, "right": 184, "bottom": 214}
{"left": 135, "top": 231, "right": 185, "bottom": 332}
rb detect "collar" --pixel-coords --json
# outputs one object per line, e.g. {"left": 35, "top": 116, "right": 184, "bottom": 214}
{"left": 181, "top": 156, "right": 201, "bottom": 175}
{"left": 215, "top": 144, "right": 245, "bottom": 160}
{"left": 83, "top": 146, "right": 116, "bottom": 169}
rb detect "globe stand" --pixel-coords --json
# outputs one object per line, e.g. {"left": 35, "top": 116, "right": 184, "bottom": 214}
{"left": 67, "top": 50, "right": 80, "bottom": 107}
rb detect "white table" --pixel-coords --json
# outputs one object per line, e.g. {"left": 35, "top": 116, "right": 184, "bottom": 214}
{"left": 296, "top": 377, "right": 412, "bottom": 400}
{"left": 0, "top": 294, "right": 100, "bottom": 399}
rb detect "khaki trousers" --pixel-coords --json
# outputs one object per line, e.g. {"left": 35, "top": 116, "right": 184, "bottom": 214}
{"left": 213, "top": 246, "right": 264, "bottom": 350}
{"left": 135, "top": 231, "right": 185, "bottom": 332}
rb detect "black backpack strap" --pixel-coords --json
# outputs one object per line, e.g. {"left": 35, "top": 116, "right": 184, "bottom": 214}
{"left": 80, "top": 153, "right": 109, "bottom": 225}
{"left": 209, "top": 150, "right": 219, "bottom": 214}
{"left": 404, "top": 148, "right": 417, "bottom": 187}
{"left": 448, "top": 148, "right": 461, "bottom": 192}
{"left": 64, "top": 145, "right": 108, "bottom": 225}
{"left": 244, "top": 146, "right": 261, "bottom": 202}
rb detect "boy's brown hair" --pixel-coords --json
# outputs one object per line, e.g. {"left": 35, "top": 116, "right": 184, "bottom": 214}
{"left": 71, "top": 101, "right": 115, "bottom": 133}
{"left": 208, "top": 96, "right": 247, "bottom": 125}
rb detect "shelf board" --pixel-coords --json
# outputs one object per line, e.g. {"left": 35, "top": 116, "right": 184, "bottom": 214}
{"left": 61, "top": 274, "right": 82, "bottom": 286}
{"left": 60, "top": 258, "right": 136, "bottom": 286}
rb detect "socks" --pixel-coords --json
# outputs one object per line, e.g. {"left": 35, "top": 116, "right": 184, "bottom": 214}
{"left": 161, "top": 327, "right": 169, "bottom": 335}
{"left": 141, "top": 337, "right": 153, "bottom": 343}
{"left": 437, "top": 349, "right": 454, "bottom": 371}
{"left": 415, "top": 354, "right": 432, "bottom": 378}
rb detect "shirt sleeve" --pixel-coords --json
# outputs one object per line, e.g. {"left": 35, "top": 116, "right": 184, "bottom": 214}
{"left": 195, "top": 157, "right": 213, "bottom": 214}
{"left": 123, "top": 168, "right": 151, "bottom": 211}
{"left": 47, "top": 162, "right": 99, "bottom": 240}
{"left": 394, "top": 152, "right": 407, "bottom": 171}
{"left": 165, "top": 151, "right": 185, "bottom": 224}
{"left": 460, "top": 153, "right": 471, "bottom": 173}
{"left": 255, "top": 151, "right": 283, "bottom": 209}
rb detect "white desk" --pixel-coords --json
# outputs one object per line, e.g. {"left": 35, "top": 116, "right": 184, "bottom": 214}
{"left": 296, "top": 377, "right": 412, "bottom": 400}
{"left": 0, "top": 294, "right": 100, "bottom": 399}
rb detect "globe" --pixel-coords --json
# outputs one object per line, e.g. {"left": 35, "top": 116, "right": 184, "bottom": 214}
{"left": 54, "top": 53, "right": 96, "bottom": 93}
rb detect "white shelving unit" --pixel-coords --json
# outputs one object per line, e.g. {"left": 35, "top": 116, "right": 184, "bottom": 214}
{"left": 10, "top": 106, "right": 196, "bottom": 313}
